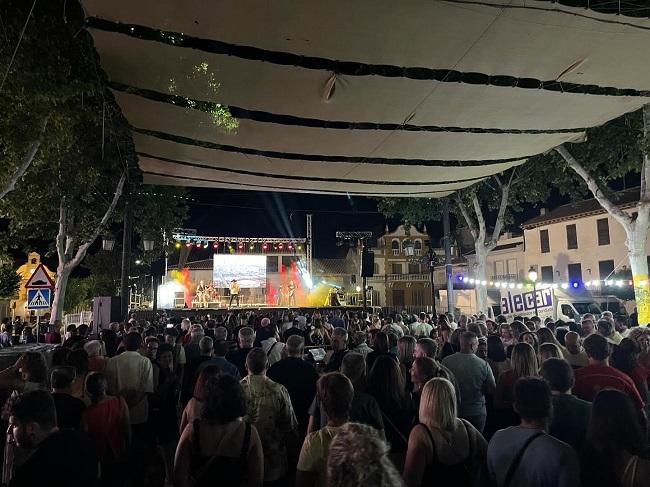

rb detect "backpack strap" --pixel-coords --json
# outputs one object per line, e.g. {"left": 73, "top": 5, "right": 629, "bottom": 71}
{"left": 503, "top": 432, "right": 544, "bottom": 487}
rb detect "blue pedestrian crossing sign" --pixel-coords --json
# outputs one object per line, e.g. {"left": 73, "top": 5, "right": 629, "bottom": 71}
{"left": 27, "top": 288, "right": 51, "bottom": 309}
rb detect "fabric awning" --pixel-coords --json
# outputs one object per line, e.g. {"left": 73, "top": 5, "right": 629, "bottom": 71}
{"left": 81, "top": 0, "right": 650, "bottom": 197}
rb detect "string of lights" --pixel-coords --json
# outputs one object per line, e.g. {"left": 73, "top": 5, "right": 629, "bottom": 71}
{"left": 457, "top": 275, "right": 639, "bottom": 289}
{"left": 171, "top": 232, "right": 306, "bottom": 253}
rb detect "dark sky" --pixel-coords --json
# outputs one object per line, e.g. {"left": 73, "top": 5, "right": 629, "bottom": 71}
{"left": 184, "top": 188, "right": 389, "bottom": 259}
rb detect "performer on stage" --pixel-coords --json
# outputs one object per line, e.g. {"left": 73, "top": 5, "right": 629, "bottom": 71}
{"left": 229, "top": 279, "right": 240, "bottom": 307}
{"left": 196, "top": 280, "right": 208, "bottom": 307}
{"left": 288, "top": 280, "right": 296, "bottom": 307}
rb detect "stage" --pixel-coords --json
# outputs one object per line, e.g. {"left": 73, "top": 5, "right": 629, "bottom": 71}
{"left": 134, "top": 305, "right": 363, "bottom": 322}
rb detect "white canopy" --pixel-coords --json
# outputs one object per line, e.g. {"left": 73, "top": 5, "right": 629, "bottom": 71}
{"left": 81, "top": 0, "right": 650, "bottom": 197}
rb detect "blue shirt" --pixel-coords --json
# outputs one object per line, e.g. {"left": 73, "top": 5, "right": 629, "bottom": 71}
{"left": 197, "top": 356, "right": 241, "bottom": 379}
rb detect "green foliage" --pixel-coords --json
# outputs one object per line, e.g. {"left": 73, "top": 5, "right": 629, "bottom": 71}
{"left": 64, "top": 277, "right": 91, "bottom": 313}
{"left": 530, "top": 110, "right": 643, "bottom": 200}
{"left": 0, "top": 0, "right": 131, "bottom": 246}
{"left": 81, "top": 251, "right": 121, "bottom": 297}
{"left": 0, "top": 265, "right": 21, "bottom": 299}
{"left": 378, "top": 109, "right": 644, "bottom": 233}
{"left": 168, "top": 62, "right": 239, "bottom": 132}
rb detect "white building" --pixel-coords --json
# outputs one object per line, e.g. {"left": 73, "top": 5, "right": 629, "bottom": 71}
{"left": 521, "top": 188, "right": 646, "bottom": 286}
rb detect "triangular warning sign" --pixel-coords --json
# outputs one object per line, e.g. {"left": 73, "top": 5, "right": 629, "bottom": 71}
{"left": 28, "top": 290, "right": 49, "bottom": 307}
{"left": 25, "top": 264, "right": 54, "bottom": 288}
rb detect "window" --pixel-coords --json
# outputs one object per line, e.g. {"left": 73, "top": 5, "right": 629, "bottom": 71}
{"left": 541, "top": 265, "right": 554, "bottom": 282}
{"left": 391, "top": 240, "right": 400, "bottom": 256}
{"left": 568, "top": 263, "right": 582, "bottom": 281}
{"left": 392, "top": 289, "right": 405, "bottom": 307}
{"left": 391, "top": 263, "right": 402, "bottom": 275}
{"left": 414, "top": 240, "right": 422, "bottom": 256}
{"left": 566, "top": 224, "right": 578, "bottom": 250}
{"left": 598, "top": 260, "right": 615, "bottom": 280}
{"left": 266, "top": 256, "right": 279, "bottom": 273}
{"left": 540, "top": 229, "right": 550, "bottom": 253}
{"left": 373, "top": 263, "right": 380, "bottom": 275}
{"left": 597, "top": 218, "right": 610, "bottom": 246}
{"left": 412, "top": 289, "right": 425, "bottom": 306}
{"left": 408, "top": 263, "right": 421, "bottom": 274}
{"left": 403, "top": 239, "right": 413, "bottom": 256}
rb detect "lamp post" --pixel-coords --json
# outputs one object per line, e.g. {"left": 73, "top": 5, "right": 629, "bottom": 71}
{"left": 528, "top": 266, "right": 538, "bottom": 317}
{"left": 428, "top": 247, "right": 437, "bottom": 316}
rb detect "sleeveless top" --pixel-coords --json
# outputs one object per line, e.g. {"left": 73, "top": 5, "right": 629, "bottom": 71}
{"left": 420, "top": 422, "right": 475, "bottom": 487}
{"left": 190, "top": 420, "right": 252, "bottom": 487}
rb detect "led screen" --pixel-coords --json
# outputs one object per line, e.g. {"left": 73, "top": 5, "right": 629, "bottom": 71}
{"left": 213, "top": 254, "right": 266, "bottom": 288}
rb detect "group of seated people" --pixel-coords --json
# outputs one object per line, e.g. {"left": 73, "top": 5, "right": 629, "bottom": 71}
{"left": 0, "top": 308, "right": 648, "bottom": 487}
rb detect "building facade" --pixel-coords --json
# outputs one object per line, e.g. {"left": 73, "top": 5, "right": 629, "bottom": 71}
{"left": 521, "top": 188, "right": 647, "bottom": 286}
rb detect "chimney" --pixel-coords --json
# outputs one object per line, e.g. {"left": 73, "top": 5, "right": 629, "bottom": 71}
{"left": 540, "top": 208, "right": 547, "bottom": 216}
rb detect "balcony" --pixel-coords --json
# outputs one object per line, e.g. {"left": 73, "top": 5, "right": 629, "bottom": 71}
{"left": 490, "top": 273, "right": 518, "bottom": 281}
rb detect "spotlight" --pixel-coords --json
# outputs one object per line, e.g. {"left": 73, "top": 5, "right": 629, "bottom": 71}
{"left": 249, "top": 244, "right": 255, "bottom": 250}
{"left": 213, "top": 242, "right": 218, "bottom": 249}
{"left": 572, "top": 282, "right": 579, "bottom": 288}
{"left": 297, "top": 245, "right": 303, "bottom": 251}
{"left": 238, "top": 242, "right": 244, "bottom": 249}
{"left": 175, "top": 242, "right": 181, "bottom": 249}
{"left": 185, "top": 241, "right": 192, "bottom": 248}
{"left": 262, "top": 243, "right": 268, "bottom": 250}
{"left": 278, "top": 243, "right": 284, "bottom": 250}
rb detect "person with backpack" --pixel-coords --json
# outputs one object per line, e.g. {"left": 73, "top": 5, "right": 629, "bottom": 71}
{"left": 403, "top": 378, "right": 487, "bottom": 487}
{"left": 487, "top": 377, "right": 580, "bottom": 487}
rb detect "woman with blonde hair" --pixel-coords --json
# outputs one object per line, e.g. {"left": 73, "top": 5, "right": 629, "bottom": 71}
{"left": 494, "top": 342, "right": 538, "bottom": 412}
{"left": 326, "top": 422, "right": 402, "bottom": 487}
{"left": 398, "top": 336, "right": 417, "bottom": 392}
{"left": 403, "top": 378, "right": 487, "bottom": 487}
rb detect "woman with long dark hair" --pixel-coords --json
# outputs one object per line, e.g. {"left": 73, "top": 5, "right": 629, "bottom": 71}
{"left": 581, "top": 389, "right": 650, "bottom": 487}
{"left": 174, "top": 375, "right": 264, "bottom": 487}
{"left": 368, "top": 355, "right": 413, "bottom": 466}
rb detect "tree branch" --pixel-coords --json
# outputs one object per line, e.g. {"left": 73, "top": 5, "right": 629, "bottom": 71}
{"left": 56, "top": 200, "right": 67, "bottom": 267}
{"left": 555, "top": 144, "right": 633, "bottom": 227}
{"left": 471, "top": 194, "right": 487, "bottom": 244}
{"left": 454, "top": 196, "right": 478, "bottom": 242}
{"left": 0, "top": 116, "right": 49, "bottom": 200}
{"left": 641, "top": 104, "right": 650, "bottom": 204}
{"left": 489, "top": 170, "right": 515, "bottom": 248}
{"left": 68, "top": 171, "right": 127, "bottom": 269}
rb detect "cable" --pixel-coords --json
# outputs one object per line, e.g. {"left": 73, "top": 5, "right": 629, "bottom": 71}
{"left": 0, "top": 0, "right": 37, "bottom": 93}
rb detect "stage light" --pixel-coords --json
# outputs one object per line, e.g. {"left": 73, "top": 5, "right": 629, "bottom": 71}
{"left": 615, "top": 280, "right": 623, "bottom": 287}
{"left": 606, "top": 280, "right": 613, "bottom": 286}
{"left": 262, "top": 243, "right": 268, "bottom": 250}
{"left": 457, "top": 275, "right": 464, "bottom": 282}
{"left": 278, "top": 243, "right": 284, "bottom": 250}
{"left": 213, "top": 242, "right": 218, "bottom": 249}
{"left": 489, "top": 281, "right": 494, "bottom": 286}
{"left": 249, "top": 244, "right": 255, "bottom": 250}
{"left": 508, "top": 283, "right": 515, "bottom": 289}
{"left": 175, "top": 242, "right": 181, "bottom": 249}
{"left": 572, "top": 282, "right": 579, "bottom": 288}
{"left": 288, "top": 244, "right": 293, "bottom": 250}
{"left": 297, "top": 245, "right": 302, "bottom": 251}
{"left": 185, "top": 241, "right": 192, "bottom": 248}
{"left": 238, "top": 242, "right": 244, "bottom": 249}
{"left": 468, "top": 278, "right": 475, "bottom": 284}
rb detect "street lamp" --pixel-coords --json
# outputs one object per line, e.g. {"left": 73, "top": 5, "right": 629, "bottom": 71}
{"left": 528, "top": 266, "right": 539, "bottom": 317}
{"left": 102, "top": 236, "right": 115, "bottom": 251}
{"left": 143, "top": 239, "right": 155, "bottom": 252}
{"left": 428, "top": 247, "right": 437, "bottom": 316}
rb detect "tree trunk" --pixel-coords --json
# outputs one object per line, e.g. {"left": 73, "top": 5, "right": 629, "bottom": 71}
{"left": 473, "top": 245, "right": 489, "bottom": 315}
{"left": 626, "top": 216, "right": 650, "bottom": 324}
{"left": 50, "top": 265, "right": 71, "bottom": 326}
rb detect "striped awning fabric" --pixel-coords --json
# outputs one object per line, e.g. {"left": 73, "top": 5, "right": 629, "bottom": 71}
{"left": 81, "top": 0, "right": 650, "bottom": 197}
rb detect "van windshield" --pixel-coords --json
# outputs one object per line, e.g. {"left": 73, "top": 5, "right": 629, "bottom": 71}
{"left": 573, "top": 302, "right": 602, "bottom": 316}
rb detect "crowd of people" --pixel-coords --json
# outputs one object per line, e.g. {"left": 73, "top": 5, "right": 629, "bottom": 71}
{"left": 0, "top": 308, "right": 649, "bottom": 486}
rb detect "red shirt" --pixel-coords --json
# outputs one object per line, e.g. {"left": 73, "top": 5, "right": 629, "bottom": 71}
{"left": 574, "top": 363, "right": 644, "bottom": 409}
